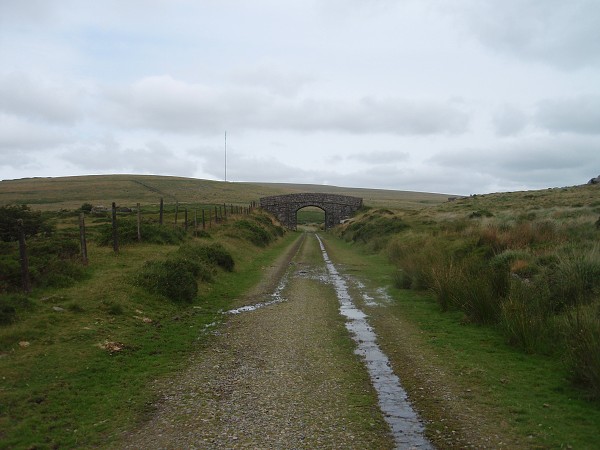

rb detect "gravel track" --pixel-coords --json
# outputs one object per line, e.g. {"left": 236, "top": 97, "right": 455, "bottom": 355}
{"left": 116, "top": 233, "right": 392, "bottom": 449}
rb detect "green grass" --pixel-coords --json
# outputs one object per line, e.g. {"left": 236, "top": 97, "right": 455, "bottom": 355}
{"left": 320, "top": 234, "right": 600, "bottom": 449}
{"left": 0, "top": 216, "right": 298, "bottom": 448}
{"left": 0, "top": 174, "right": 450, "bottom": 212}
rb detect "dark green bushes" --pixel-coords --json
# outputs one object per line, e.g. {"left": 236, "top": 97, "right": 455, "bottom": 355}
{"left": 0, "top": 235, "right": 86, "bottom": 294}
{"left": 0, "top": 204, "right": 53, "bottom": 242}
{"left": 96, "top": 219, "right": 186, "bottom": 246}
{"left": 229, "top": 215, "right": 283, "bottom": 247}
{"left": 343, "top": 210, "right": 409, "bottom": 244}
{"left": 135, "top": 259, "right": 199, "bottom": 302}
{"left": 135, "top": 242, "right": 235, "bottom": 302}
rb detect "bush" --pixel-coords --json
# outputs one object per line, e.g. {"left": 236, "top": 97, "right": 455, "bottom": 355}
{"left": 500, "top": 280, "right": 554, "bottom": 353}
{"left": 178, "top": 242, "right": 234, "bottom": 272}
{"left": 343, "top": 212, "right": 409, "bottom": 243}
{"left": 96, "top": 219, "right": 186, "bottom": 246}
{"left": 0, "top": 204, "right": 53, "bottom": 242}
{"left": 0, "top": 294, "right": 35, "bottom": 326}
{"left": 232, "top": 219, "right": 274, "bottom": 247}
{"left": 563, "top": 303, "right": 600, "bottom": 399}
{"left": 135, "top": 259, "right": 198, "bottom": 303}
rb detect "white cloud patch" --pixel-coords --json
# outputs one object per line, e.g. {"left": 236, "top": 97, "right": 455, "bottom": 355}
{"left": 0, "top": 72, "right": 84, "bottom": 124}
{"left": 345, "top": 150, "right": 410, "bottom": 164}
{"left": 0, "top": 113, "right": 69, "bottom": 152}
{"left": 450, "top": 0, "right": 600, "bottom": 69}
{"left": 493, "top": 105, "right": 529, "bottom": 136}
{"left": 535, "top": 95, "right": 600, "bottom": 135}
{"left": 62, "top": 137, "right": 197, "bottom": 176}
{"left": 101, "top": 75, "right": 470, "bottom": 135}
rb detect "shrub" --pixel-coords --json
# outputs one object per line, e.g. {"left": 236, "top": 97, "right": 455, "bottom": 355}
{"left": 0, "top": 294, "right": 35, "bottom": 326}
{"left": 96, "top": 219, "right": 186, "bottom": 246}
{"left": 344, "top": 213, "right": 409, "bottom": 243}
{"left": 500, "top": 280, "right": 553, "bottom": 353}
{"left": 0, "top": 204, "right": 53, "bottom": 242}
{"left": 546, "top": 246, "right": 600, "bottom": 311}
{"left": 563, "top": 303, "right": 600, "bottom": 399}
{"left": 135, "top": 259, "right": 198, "bottom": 303}
{"left": 177, "top": 242, "right": 234, "bottom": 271}
{"left": 232, "top": 219, "right": 274, "bottom": 247}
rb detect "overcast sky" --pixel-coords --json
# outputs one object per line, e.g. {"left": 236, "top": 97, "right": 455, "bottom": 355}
{"left": 1, "top": 0, "right": 599, "bottom": 195}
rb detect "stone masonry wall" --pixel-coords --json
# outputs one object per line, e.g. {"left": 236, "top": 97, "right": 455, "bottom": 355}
{"left": 260, "top": 193, "right": 363, "bottom": 230}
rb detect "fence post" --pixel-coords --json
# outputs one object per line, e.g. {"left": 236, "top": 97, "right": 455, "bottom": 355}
{"left": 223, "top": 203, "right": 227, "bottom": 218}
{"left": 137, "top": 202, "right": 142, "bottom": 242}
{"left": 202, "top": 209, "right": 206, "bottom": 230}
{"left": 112, "top": 202, "right": 119, "bottom": 254}
{"left": 214, "top": 206, "right": 218, "bottom": 224}
{"left": 184, "top": 208, "right": 188, "bottom": 232}
{"left": 17, "top": 219, "right": 31, "bottom": 293}
{"left": 79, "top": 213, "right": 88, "bottom": 265}
{"left": 194, "top": 209, "right": 198, "bottom": 236}
{"left": 159, "top": 197, "right": 164, "bottom": 225}
{"left": 175, "top": 202, "right": 179, "bottom": 225}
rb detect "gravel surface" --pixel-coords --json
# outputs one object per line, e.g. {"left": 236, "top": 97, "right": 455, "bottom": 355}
{"left": 116, "top": 233, "right": 393, "bottom": 449}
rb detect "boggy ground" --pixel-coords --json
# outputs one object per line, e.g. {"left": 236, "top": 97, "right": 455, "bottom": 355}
{"left": 116, "top": 233, "right": 393, "bottom": 449}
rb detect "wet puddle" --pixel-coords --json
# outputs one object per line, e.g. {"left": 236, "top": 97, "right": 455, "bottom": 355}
{"left": 316, "top": 235, "right": 433, "bottom": 449}
{"left": 226, "top": 268, "right": 291, "bottom": 314}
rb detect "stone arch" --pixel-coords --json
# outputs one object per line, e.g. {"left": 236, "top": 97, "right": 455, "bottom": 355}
{"left": 259, "top": 193, "right": 363, "bottom": 230}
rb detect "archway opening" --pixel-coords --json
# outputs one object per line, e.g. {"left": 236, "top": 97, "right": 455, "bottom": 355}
{"left": 296, "top": 206, "right": 325, "bottom": 231}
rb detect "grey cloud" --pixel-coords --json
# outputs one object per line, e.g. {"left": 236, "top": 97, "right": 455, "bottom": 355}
{"left": 62, "top": 138, "right": 196, "bottom": 176}
{"left": 0, "top": 113, "right": 69, "bottom": 152}
{"left": 345, "top": 150, "right": 410, "bottom": 164}
{"left": 450, "top": 0, "right": 600, "bottom": 69}
{"left": 0, "top": 72, "right": 83, "bottom": 124}
{"left": 535, "top": 95, "right": 600, "bottom": 134}
{"left": 493, "top": 105, "right": 528, "bottom": 136}
{"left": 430, "top": 135, "right": 600, "bottom": 187}
{"left": 102, "top": 76, "right": 469, "bottom": 136}
{"left": 228, "top": 65, "right": 314, "bottom": 97}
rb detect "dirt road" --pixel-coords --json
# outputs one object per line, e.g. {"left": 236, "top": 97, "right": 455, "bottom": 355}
{"left": 117, "top": 233, "right": 401, "bottom": 449}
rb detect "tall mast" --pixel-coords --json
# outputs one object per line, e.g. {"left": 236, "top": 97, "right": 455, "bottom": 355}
{"left": 224, "top": 131, "right": 227, "bottom": 182}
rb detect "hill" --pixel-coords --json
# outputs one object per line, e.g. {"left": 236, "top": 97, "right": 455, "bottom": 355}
{"left": 0, "top": 174, "right": 452, "bottom": 210}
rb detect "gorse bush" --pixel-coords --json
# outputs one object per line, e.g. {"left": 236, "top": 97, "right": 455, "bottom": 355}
{"left": 135, "top": 241, "right": 236, "bottom": 302}
{"left": 0, "top": 234, "right": 86, "bottom": 293}
{"left": 96, "top": 219, "right": 186, "bottom": 246}
{"left": 343, "top": 210, "right": 409, "bottom": 244}
{"left": 229, "top": 215, "right": 283, "bottom": 247}
{"left": 135, "top": 259, "right": 199, "bottom": 303}
{"left": 0, "top": 204, "right": 53, "bottom": 242}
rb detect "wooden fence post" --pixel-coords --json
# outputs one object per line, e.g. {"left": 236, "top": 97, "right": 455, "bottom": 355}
{"left": 137, "top": 203, "right": 142, "bottom": 242}
{"left": 214, "top": 206, "right": 218, "bottom": 224}
{"left": 202, "top": 209, "right": 206, "bottom": 230}
{"left": 194, "top": 209, "right": 197, "bottom": 236}
{"left": 111, "top": 202, "right": 119, "bottom": 254}
{"left": 184, "top": 208, "right": 188, "bottom": 232}
{"left": 159, "top": 197, "right": 164, "bottom": 225}
{"left": 17, "top": 219, "right": 31, "bottom": 293}
{"left": 79, "top": 213, "right": 88, "bottom": 265}
{"left": 175, "top": 202, "right": 179, "bottom": 225}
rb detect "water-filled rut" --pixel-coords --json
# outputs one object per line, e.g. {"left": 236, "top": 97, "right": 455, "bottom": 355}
{"left": 316, "top": 234, "right": 432, "bottom": 449}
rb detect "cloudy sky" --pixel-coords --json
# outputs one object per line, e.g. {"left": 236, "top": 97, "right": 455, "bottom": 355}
{"left": 1, "top": 0, "right": 599, "bottom": 195}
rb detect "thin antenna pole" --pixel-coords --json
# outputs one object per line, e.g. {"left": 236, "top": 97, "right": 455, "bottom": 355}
{"left": 224, "top": 130, "right": 227, "bottom": 182}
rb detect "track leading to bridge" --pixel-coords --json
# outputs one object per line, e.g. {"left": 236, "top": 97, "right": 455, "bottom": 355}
{"left": 117, "top": 233, "right": 430, "bottom": 449}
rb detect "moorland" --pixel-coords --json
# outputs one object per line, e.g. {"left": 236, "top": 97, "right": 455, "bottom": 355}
{"left": 0, "top": 174, "right": 598, "bottom": 448}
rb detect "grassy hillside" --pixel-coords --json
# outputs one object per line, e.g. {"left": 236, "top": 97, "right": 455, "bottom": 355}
{"left": 0, "top": 175, "right": 451, "bottom": 211}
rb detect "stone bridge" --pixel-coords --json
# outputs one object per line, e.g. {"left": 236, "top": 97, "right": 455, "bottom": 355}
{"left": 259, "top": 193, "right": 363, "bottom": 230}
